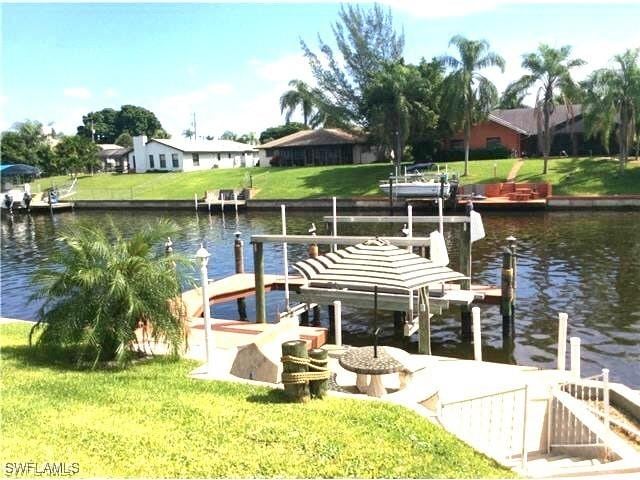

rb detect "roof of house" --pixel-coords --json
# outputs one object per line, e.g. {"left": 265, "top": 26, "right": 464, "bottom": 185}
{"left": 489, "top": 105, "right": 583, "bottom": 135}
{"left": 97, "top": 144, "right": 124, "bottom": 151}
{"left": 98, "top": 147, "right": 132, "bottom": 159}
{"left": 258, "top": 128, "right": 367, "bottom": 149}
{"left": 149, "top": 138, "right": 257, "bottom": 153}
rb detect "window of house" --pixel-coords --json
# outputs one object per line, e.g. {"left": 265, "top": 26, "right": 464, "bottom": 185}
{"left": 228, "top": 153, "right": 231, "bottom": 159}
{"left": 217, "top": 153, "right": 221, "bottom": 161}
{"left": 159, "top": 154, "right": 167, "bottom": 169}
{"left": 149, "top": 154, "right": 155, "bottom": 169}
{"left": 266, "top": 149, "right": 274, "bottom": 157}
{"left": 450, "top": 140, "right": 464, "bottom": 150}
{"left": 192, "top": 153, "right": 199, "bottom": 167}
{"left": 486, "top": 137, "right": 502, "bottom": 148}
{"left": 172, "top": 153, "right": 179, "bottom": 168}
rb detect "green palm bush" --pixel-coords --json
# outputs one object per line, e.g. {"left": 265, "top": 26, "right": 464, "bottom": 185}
{"left": 29, "top": 218, "right": 193, "bottom": 367}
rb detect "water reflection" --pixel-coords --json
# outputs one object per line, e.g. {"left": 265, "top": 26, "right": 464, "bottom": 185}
{"left": 1, "top": 209, "right": 638, "bottom": 387}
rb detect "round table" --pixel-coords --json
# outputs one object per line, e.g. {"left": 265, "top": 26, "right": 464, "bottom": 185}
{"left": 339, "top": 346, "right": 405, "bottom": 397}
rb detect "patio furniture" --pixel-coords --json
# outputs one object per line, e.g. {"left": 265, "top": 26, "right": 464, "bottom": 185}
{"left": 339, "top": 345, "right": 404, "bottom": 397}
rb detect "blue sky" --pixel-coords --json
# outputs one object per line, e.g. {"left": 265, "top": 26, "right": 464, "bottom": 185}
{"left": 2, "top": 1, "right": 639, "bottom": 139}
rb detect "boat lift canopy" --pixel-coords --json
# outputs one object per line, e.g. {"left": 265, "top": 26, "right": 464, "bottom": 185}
{"left": 0, "top": 164, "right": 40, "bottom": 177}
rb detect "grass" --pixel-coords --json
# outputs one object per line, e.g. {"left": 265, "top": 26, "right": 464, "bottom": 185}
{"left": 39, "top": 157, "right": 640, "bottom": 200}
{"left": 1, "top": 323, "right": 514, "bottom": 478}
{"left": 37, "top": 160, "right": 515, "bottom": 201}
{"left": 515, "top": 157, "right": 640, "bottom": 195}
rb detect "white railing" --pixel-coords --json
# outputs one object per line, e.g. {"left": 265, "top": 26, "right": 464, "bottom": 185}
{"left": 438, "top": 385, "right": 529, "bottom": 469}
{"left": 548, "top": 368, "right": 612, "bottom": 459}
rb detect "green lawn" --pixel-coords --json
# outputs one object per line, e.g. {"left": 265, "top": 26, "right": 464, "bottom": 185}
{"left": 1, "top": 323, "right": 513, "bottom": 478}
{"left": 36, "top": 158, "right": 640, "bottom": 201}
{"left": 515, "top": 157, "right": 640, "bottom": 195}
{"left": 37, "top": 160, "right": 515, "bottom": 201}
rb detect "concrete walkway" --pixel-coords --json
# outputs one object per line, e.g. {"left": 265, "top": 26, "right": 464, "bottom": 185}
{"left": 507, "top": 159, "right": 525, "bottom": 182}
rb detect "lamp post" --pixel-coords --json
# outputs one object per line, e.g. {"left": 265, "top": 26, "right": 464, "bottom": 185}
{"left": 195, "top": 244, "right": 214, "bottom": 368}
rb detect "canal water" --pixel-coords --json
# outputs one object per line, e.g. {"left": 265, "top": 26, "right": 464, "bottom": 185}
{"left": 1, "top": 209, "right": 638, "bottom": 387}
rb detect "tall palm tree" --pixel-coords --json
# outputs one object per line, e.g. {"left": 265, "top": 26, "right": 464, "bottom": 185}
{"left": 440, "top": 35, "right": 505, "bottom": 176}
{"left": 30, "top": 218, "right": 192, "bottom": 367}
{"left": 583, "top": 48, "right": 640, "bottom": 169}
{"left": 279, "top": 80, "right": 318, "bottom": 127}
{"left": 505, "top": 45, "right": 585, "bottom": 174}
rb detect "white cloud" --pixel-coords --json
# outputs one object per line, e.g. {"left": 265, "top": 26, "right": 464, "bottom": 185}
{"left": 104, "top": 88, "right": 118, "bottom": 98}
{"left": 248, "top": 53, "right": 314, "bottom": 84}
{"left": 152, "top": 54, "right": 318, "bottom": 138}
{"left": 382, "top": 0, "right": 639, "bottom": 18}
{"left": 63, "top": 87, "right": 91, "bottom": 99}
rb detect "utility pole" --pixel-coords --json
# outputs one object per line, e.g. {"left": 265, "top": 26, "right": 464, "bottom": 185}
{"left": 193, "top": 113, "right": 197, "bottom": 141}
{"left": 90, "top": 118, "right": 95, "bottom": 143}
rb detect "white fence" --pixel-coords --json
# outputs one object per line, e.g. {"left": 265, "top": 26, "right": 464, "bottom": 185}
{"left": 548, "top": 369, "right": 613, "bottom": 460}
{"left": 438, "top": 385, "right": 529, "bottom": 468}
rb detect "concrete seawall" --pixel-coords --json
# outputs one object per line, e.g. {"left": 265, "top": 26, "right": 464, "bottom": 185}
{"left": 72, "top": 196, "right": 640, "bottom": 211}
{"left": 548, "top": 195, "right": 640, "bottom": 209}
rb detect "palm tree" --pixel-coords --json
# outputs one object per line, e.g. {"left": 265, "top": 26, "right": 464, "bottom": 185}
{"left": 440, "top": 35, "right": 505, "bottom": 176}
{"left": 29, "top": 218, "right": 192, "bottom": 367}
{"left": 504, "top": 45, "right": 585, "bottom": 174}
{"left": 182, "top": 128, "right": 195, "bottom": 140}
{"left": 279, "top": 80, "right": 318, "bottom": 127}
{"left": 583, "top": 48, "right": 640, "bottom": 169}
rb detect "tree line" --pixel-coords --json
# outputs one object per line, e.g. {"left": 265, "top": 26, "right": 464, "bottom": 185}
{"left": 1, "top": 105, "right": 167, "bottom": 175}
{"left": 278, "top": 4, "right": 640, "bottom": 174}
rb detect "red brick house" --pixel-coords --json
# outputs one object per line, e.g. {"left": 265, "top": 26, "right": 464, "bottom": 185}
{"left": 445, "top": 105, "right": 597, "bottom": 157}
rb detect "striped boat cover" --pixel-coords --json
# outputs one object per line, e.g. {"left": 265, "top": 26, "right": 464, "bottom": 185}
{"left": 293, "top": 239, "right": 467, "bottom": 294}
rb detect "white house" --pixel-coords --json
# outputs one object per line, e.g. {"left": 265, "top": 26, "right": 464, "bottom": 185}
{"left": 130, "top": 136, "right": 259, "bottom": 173}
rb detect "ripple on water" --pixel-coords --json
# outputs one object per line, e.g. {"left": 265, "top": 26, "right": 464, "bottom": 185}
{"left": 1, "top": 209, "right": 640, "bottom": 388}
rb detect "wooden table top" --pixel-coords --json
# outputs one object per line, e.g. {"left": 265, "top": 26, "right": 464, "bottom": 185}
{"left": 339, "top": 346, "right": 404, "bottom": 375}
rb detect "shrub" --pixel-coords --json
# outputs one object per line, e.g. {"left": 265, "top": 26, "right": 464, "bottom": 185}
{"left": 435, "top": 145, "right": 511, "bottom": 162}
{"left": 29, "top": 218, "right": 193, "bottom": 367}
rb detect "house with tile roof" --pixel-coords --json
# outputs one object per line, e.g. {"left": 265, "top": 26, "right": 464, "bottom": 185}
{"left": 130, "top": 136, "right": 259, "bottom": 173}
{"left": 257, "top": 128, "right": 378, "bottom": 167}
{"left": 445, "top": 105, "right": 605, "bottom": 157}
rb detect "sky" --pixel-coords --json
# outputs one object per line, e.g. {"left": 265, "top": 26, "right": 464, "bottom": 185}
{"left": 1, "top": 1, "right": 639, "bottom": 140}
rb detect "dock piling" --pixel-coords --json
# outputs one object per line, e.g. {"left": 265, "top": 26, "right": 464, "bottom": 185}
{"left": 418, "top": 287, "right": 431, "bottom": 354}
{"left": 333, "top": 300, "right": 342, "bottom": 346}
{"left": 234, "top": 232, "right": 248, "bottom": 320}
{"left": 252, "top": 241, "right": 266, "bottom": 323}
{"left": 500, "top": 246, "right": 515, "bottom": 337}
{"left": 557, "top": 312, "right": 568, "bottom": 370}
{"left": 459, "top": 219, "right": 472, "bottom": 341}
{"left": 194, "top": 193, "right": 198, "bottom": 211}
{"left": 328, "top": 303, "right": 335, "bottom": 337}
{"left": 281, "top": 340, "right": 310, "bottom": 403}
{"left": 472, "top": 306, "right": 482, "bottom": 361}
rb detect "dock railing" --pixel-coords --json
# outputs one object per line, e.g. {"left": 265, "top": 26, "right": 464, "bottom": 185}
{"left": 438, "top": 385, "right": 529, "bottom": 469}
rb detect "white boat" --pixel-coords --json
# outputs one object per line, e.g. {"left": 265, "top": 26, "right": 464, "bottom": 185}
{"left": 379, "top": 166, "right": 457, "bottom": 198}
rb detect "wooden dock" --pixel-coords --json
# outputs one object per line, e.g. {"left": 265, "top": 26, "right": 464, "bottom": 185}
{"left": 182, "top": 272, "right": 502, "bottom": 319}
{"left": 181, "top": 273, "right": 306, "bottom": 317}
{"left": 189, "top": 318, "right": 327, "bottom": 349}
{"left": 457, "top": 197, "right": 547, "bottom": 209}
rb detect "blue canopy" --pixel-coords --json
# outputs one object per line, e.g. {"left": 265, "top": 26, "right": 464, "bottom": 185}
{"left": 0, "top": 164, "right": 41, "bottom": 177}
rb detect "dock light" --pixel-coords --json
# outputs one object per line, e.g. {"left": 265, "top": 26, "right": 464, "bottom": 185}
{"left": 195, "top": 244, "right": 214, "bottom": 369}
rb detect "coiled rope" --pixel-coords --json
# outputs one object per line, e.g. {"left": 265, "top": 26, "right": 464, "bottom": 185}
{"left": 281, "top": 354, "right": 330, "bottom": 384}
